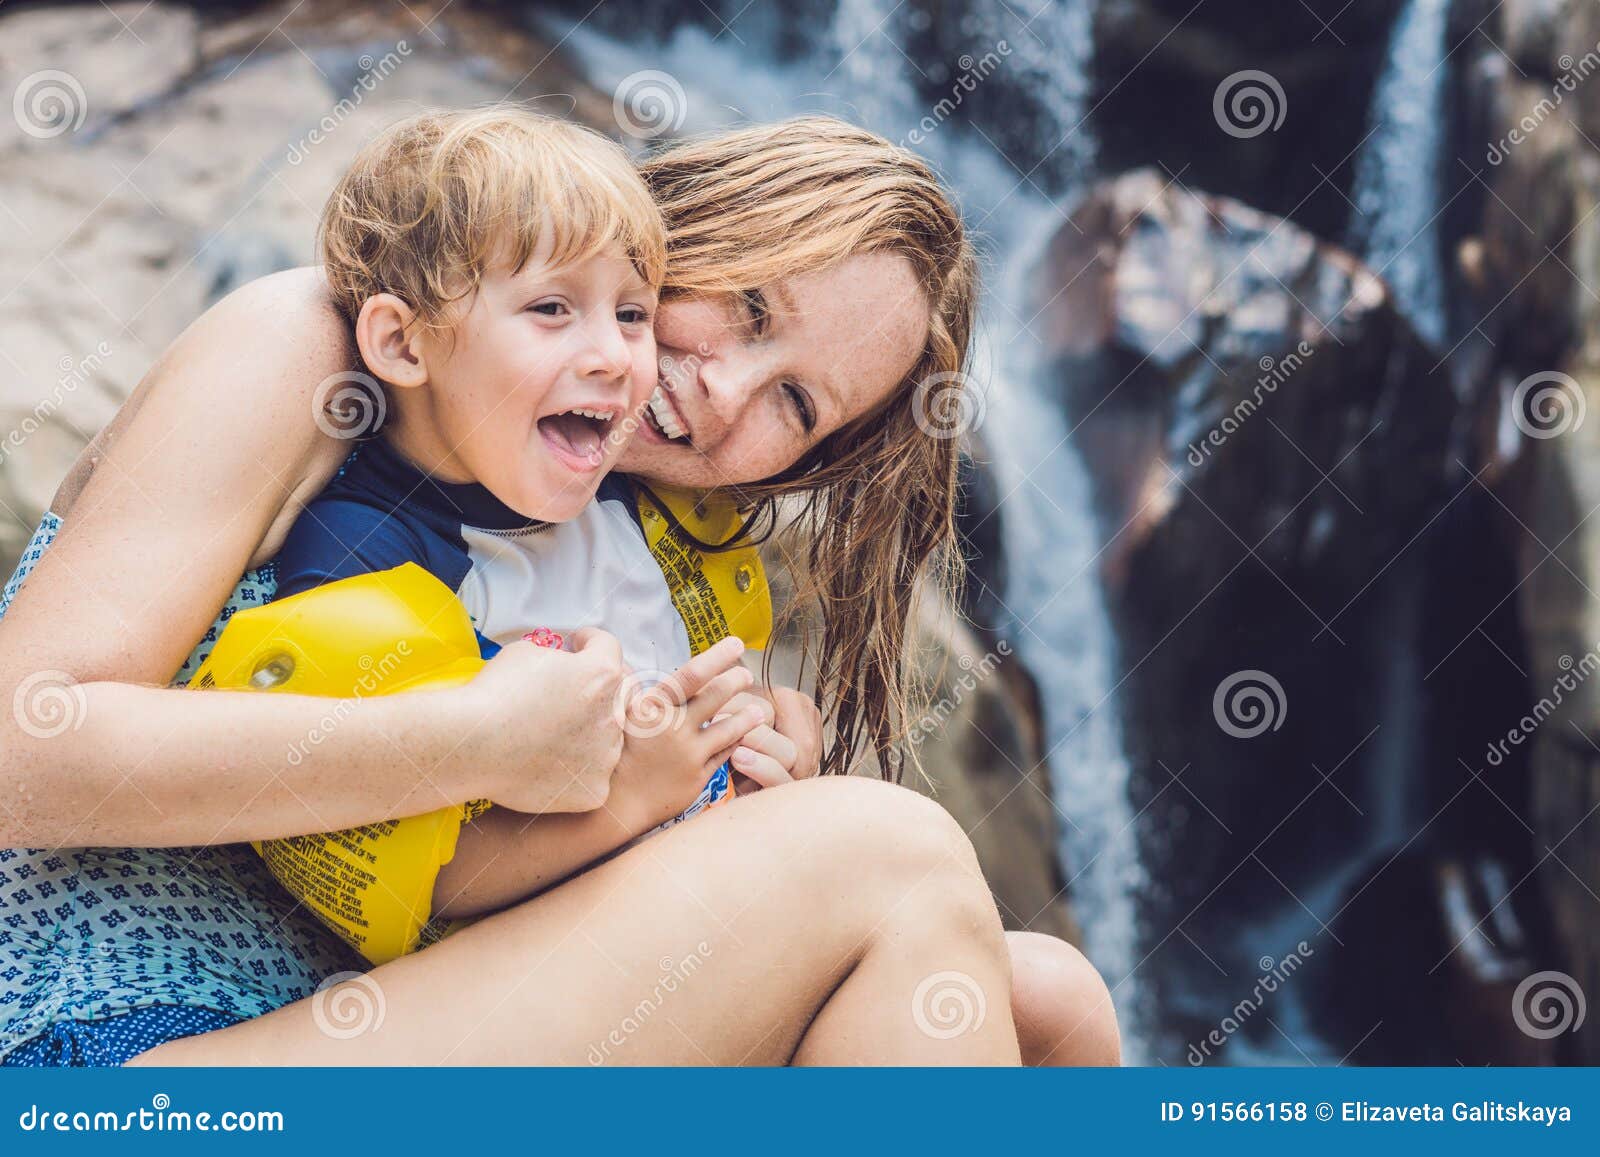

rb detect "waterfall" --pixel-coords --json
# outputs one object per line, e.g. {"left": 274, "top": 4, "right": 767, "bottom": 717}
{"left": 1349, "top": 0, "right": 1453, "bottom": 349}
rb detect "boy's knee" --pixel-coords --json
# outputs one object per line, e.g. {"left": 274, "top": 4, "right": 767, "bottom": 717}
{"left": 1007, "top": 931, "right": 1121, "bottom": 1066}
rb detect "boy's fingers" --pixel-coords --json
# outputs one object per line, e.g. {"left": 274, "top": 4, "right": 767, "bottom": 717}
{"left": 686, "top": 666, "right": 755, "bottom": 727}
{"left": 729, "top": 744, "right": 794, "bottom": 790}
{"left": 733, "top": 723, "right": 798, "bottom": 776}
{"left": 697, "top": 704, "right": 767, "bottom": 756}
{"left": 568, "top": 628, "right": 625, "bottom": 666}
{"left": 669, "top": 637, "right": 746, "bottom": 701}
{"left": 709, "top": 691, "right": 775, "bottom": 731}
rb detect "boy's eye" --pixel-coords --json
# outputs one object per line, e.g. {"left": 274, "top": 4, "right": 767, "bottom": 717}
{"left": 741, "top": 289, "right": 769, "bottom": 334}
{"left": 784, "top": 382, "right": 815, "bottom": 433}
{"left": 617, "top": 306, "right": 651, "bottom": 325}
{"left": 528, "top": 301, "right": 567, "bottom": 316}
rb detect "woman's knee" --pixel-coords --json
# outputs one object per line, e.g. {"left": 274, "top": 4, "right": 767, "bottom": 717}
{"left": 1007, "top": 931, "right": 1121, "bottom": 1066}
{"left": 774, "top": 777, "right": 1004, "bottom": 950}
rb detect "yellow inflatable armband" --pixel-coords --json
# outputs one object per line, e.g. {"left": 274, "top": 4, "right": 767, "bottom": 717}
{"left": 190, "top": 486, "right": 773, "bottom": 967}
{"left": 188, "top": 563, "right": 489, "bottom": 965}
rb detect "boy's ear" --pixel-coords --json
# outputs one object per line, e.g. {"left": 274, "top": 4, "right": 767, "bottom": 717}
{"left": 355, "top": 294, "right": 428, "bottom": 389}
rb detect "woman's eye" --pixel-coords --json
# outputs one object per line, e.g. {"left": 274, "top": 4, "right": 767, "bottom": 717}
{"left": 784, "top": 383, "right": 816, "bottom": 433}
{"left": 741, "top": 289, "right": 769, "bottom": 334}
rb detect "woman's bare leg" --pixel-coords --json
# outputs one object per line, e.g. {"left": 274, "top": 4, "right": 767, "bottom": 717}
{"left": 1007, "top": 931, "right": 1121, "bottom": 1066}
{"left": 132, "top": 777, "right": 1019, "bottom": 1066}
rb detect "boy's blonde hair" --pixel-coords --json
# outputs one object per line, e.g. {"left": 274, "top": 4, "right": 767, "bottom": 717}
{"left": 320, "top": 107, "right": 666, "bottom": 332}
{"left": 641, "top": 116, "right": 978, "bottom": 782}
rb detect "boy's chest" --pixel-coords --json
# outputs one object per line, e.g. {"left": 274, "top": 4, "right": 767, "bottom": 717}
{"left": 454, "top": 500, "right": 691, "bottom": 677}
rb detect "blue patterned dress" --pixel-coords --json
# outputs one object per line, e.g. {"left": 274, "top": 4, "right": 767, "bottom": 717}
{"left": 0, "top": 514, "right": 363, "bottom": 1061}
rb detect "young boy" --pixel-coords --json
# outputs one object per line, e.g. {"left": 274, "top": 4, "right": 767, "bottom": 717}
{"left": 272, "top": 109, "right": 767, "bottom": 928}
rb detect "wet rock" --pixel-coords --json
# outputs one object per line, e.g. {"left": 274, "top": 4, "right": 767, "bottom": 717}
{"left": 1475, "top": 0, "right": 1600, "bottom": 1065}
{"left": 1031, "top": 170, "right": 1538, "bottom": 1062}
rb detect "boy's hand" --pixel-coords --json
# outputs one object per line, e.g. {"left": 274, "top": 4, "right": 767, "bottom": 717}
{"left": 724, "top": 686, "right": 823, "bottom": 792}
{"left": 608, "top": 637, "right": 765, "bottom": 833}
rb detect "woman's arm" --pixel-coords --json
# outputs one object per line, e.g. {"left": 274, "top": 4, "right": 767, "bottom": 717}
{"left": 0, "top": 269, "right": 618, "bottom": 847}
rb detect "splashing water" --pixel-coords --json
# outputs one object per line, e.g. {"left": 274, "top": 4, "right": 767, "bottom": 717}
{"left": 1349, "top": 0, "right": 1453, "bottom": 349}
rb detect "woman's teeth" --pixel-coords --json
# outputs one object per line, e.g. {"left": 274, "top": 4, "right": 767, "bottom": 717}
{"left": 646, "top": 387, "right": 688, "bottom": 442}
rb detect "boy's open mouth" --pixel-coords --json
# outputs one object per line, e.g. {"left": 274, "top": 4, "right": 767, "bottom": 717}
{"left": 538, "top": 406, "right": 617, "bottom": 472}
{"left": 642, "top": 386, "right": 690, "bottom": 444}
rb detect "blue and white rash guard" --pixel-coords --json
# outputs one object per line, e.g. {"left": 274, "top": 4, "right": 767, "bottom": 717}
{"left": 274, "top": 438, "right": 691, "bottom": 677}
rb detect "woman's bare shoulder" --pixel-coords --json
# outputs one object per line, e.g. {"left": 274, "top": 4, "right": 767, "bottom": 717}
{"left": 53, "top": 267, "right": 355, "bottom": 518}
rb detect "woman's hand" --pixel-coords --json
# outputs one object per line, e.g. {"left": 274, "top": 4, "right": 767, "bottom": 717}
{"left": 456, "top": 628, "right": 629, "bottom": 814}
{"left": 726, "top": 685, "right": 823, "bottom": 792}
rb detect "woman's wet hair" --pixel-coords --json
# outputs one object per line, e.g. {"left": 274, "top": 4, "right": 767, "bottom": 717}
{"left": 642, "top": 116, "right": 978, "bottom": 780}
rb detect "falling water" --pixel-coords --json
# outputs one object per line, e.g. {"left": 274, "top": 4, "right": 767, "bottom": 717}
{"left": 1349, "top": 0, "right": 1453, "bottom": 349}
{"left": 557, "top": 0, "right": 1148, "bottom": 1055}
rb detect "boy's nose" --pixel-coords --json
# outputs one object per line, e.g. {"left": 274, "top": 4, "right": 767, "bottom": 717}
{"left": 576, "top": 316, "right": 631, "bottom": 381}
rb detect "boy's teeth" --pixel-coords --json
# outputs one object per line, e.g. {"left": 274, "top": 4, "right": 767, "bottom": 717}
{"left": 569, "top": 407, "right": 609, "bottom": 420}
{"left": 647, "top": 387, "right": 687, "bottom": 441}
